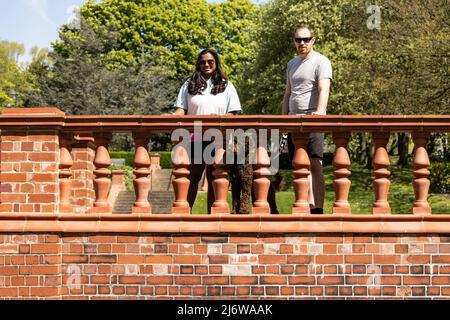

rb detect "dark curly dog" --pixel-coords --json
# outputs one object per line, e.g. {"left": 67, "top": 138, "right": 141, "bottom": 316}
{"left": 227, "top": 137, "right": 279, "bottom": 214}
{"left": 227, "top": 137, "right": 253, "bottom": 214}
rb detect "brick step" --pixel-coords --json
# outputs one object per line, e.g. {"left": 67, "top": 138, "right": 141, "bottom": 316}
{"left": 113, "top": 191, "right": 175, "bottom": 214}
{"left": 150, "top": 169, "right": 206, "bottom": 191}
{"left": 114, "top": 195, "right": 175, "bottom": 200}
{"left": 151, "top": 169, "right": 173, "bottom": 191}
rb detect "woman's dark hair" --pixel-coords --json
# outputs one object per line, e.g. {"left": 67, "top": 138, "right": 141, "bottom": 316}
{"left": 188, "top": 49, "right": 228, "bottom": 95}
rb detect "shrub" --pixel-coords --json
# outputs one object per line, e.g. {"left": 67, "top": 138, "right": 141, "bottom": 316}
{"left": 429, "top": 162, "right": 450, "bottom": 194}
{"left": 110, "top": 151, "right": 173, "bottom": 169}
{"left": 150, "top": 151, "right": 173, "bottom": 169}
{"left": 110, "top": 151, "right": 134, "bottom": 167}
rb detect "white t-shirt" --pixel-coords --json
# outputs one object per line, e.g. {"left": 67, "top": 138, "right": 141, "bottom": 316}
{"left": 175, "top": 78, "right": 242, "bottom": 115}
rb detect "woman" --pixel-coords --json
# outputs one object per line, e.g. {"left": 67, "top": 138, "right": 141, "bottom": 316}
{"left": 173, "top": 49, "right": 242, "bottom": 213}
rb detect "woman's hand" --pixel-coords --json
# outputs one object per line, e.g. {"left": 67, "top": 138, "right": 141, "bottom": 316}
{"left": 162, "top": 108, "right": 186, "bottom": 116}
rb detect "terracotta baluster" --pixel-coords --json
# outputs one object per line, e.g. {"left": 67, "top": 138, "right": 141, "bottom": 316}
{"left": 92, "top": 133, "right": 112, "bottom": 213}
{"left": 253, "top": 144, "right": 271, "bottom": 215}
{"left": 291, "top": 133, "right": 311, "bottom": 215}
{"left": 171, "top": 138, "right": 191, "bottom": 214}
{"left": 59, "top": 134, "right": 74, "bottom": 213}
{"left": 132, "top": 133, "right": 151, "bottom": 214}
{"left": 372, "top": 132, "right": 391, "bottom": 214}
{"left": 332, "top": 132, "right": 351, "bottom": 214}
{"left": 211, "top": 141, "right": 230, "bottom": 214}
{"left": 412, "top": 132, "right": 432, "bottom": 215}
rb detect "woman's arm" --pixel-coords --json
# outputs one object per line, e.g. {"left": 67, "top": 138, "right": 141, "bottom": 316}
{"left": 173, "top": 108, "right": 186, "bottom": 115}
{"left": 173, "top": 79, "right": 189, "bottom": 115}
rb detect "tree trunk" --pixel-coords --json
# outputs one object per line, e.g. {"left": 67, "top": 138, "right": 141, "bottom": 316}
{"left": 388, "top": 134, "right": 397, "bottom": 156}
{"left": 397, "top": 133, "right": 409, "bottom": 167}
{"left": 426, "top": 133, "right": 436, "bottom": 160}
{"left": 359, "top": 133, "right": 367, "bottom": 165}
{"left": 366, "top": 140, "right": 374, "bottom": 170}
{"left": 444, "top": 134, "right": 449, "bottom": 160}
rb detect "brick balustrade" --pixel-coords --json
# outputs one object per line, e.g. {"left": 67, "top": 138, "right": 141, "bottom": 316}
{"left": 0, "top": 107, "right": 449, "bottom": 300}
{"left": 1, "top": 107, "right": 449, "bottom": 218}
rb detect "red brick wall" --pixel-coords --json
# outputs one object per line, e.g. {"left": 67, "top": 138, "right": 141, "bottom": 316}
{"left": 0, "top": 233, "right": 449, "bottom": 299}
{"left": 0, "top": 130, "right": 60, "bottom": 214}
{"left": 0, "top": 123, "right": 96, "bottom": 215}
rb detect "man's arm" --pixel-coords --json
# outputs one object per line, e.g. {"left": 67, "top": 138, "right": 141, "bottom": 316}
{"left": 315, "top": 78, "right": 331, "bottom": 115}
{"left": 282, "top": 82, "right": 291, "bottom": 115}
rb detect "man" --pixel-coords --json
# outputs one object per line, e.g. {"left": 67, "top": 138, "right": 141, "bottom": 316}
{"left": 282, "top": 25, "right": 332, "bottom": 214}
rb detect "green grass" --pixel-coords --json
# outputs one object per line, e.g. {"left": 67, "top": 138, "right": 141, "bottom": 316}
{"left": 191, "top": 163, "right": 450, "bottom": 214}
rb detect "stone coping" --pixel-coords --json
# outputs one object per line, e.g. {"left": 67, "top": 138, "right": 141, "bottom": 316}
{"left": 0, "top": 213, "right": 449, "bottom": 234}
{"left": 1, "top": 109, "right": 450, "bottom": 133}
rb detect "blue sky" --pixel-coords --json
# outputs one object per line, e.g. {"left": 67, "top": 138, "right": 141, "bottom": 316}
{"left": 0, "top": 0, "right": 87, "bottom": 62}
{"left": 0, "top": 0, "right": 266, "bottom": 63}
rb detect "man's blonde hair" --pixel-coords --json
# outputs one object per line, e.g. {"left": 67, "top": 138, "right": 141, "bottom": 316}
{"left": 294, "top": 25, "right": 315, "bottom": 38}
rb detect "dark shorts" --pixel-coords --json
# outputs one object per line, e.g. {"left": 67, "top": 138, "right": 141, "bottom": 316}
{"left": 189, "top": 141, "right": 215, "bottom": 164}
{"left": 287, "top": 133, "right": 324, "bottom": 163}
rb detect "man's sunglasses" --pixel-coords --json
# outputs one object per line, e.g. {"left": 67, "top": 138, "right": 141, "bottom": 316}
{"left": 199, "top": 59, "right": 215, "bottom": 66}
{"left": 294, "top": 37, "right": 313, "bottom": 44}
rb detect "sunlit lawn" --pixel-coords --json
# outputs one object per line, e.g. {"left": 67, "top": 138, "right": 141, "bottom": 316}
{"left": 192, "top": 163, "right": 450, "bottom": 214}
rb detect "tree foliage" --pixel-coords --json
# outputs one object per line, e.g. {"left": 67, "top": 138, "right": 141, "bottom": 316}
{"left": 27, "top": 19, "right": 176, "bottom": 115}
{"left": 7, "top": 0, "right": 449, "bottom": 123}
{"left": 343, "top": 0, "right": 449, "bottom": 115}
{"left": 239, "top": 0, "right": 361, "bottom": 114}
{"left": 24, "top": 0, "right": 259, "bottom": 115}
{"left": 240, "top": 0, "right": 449, "bottom": 116}
{"left": 0, "top": 40, "right": 29, "bottom": 107}
{"left": 53, "top": 0, "right": 258, "bottom": 81}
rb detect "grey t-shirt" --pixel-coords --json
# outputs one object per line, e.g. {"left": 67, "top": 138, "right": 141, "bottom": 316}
{"left": 287, "top": 51, "right": 332, "bottom": 115}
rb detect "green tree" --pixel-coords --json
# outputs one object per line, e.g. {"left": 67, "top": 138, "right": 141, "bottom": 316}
{"left": 345, "top": 0, "right": 449, "bottom": 116}
{"left": 240, "top": 0, "right": 449, "bottom": 116}
{"left": 26, "top": 0, "right": 259, "bottom": 116}
{"left": 26, "top": 19, "right": 176, "bottom": 116}
{"left": 20, "top": 47, "right": 52, "bottom": 108}
{"left": 239, "top": 0, "right": 361, "bottom": 115}
{"left": 53, "top": 0, "right": 258, "bottom": 81}
{"left": 344, "top": 0, "right": 449, "bottom": 165}
{"left": 242, "top": 0, "right": 448, "bottom": 167}
{"left": 0, "top": 40, "right": 28, "bottom": 107}
{"left": 209, "top": 0, "right": 259, "bottom": 79}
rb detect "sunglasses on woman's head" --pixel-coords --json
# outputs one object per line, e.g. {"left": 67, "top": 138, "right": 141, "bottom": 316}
{"left": 294, "top": 37, "right": 313, "bottom": 44}
{"left": 199, "top": 59, "right": 215, "bottom": 66}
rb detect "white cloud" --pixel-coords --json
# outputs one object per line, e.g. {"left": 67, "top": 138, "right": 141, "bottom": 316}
{"left": 27, "top": 0, "right": 56, "bottom": 26}
{"left": 66, "top": 4, "right": 80, "bottom": 26}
